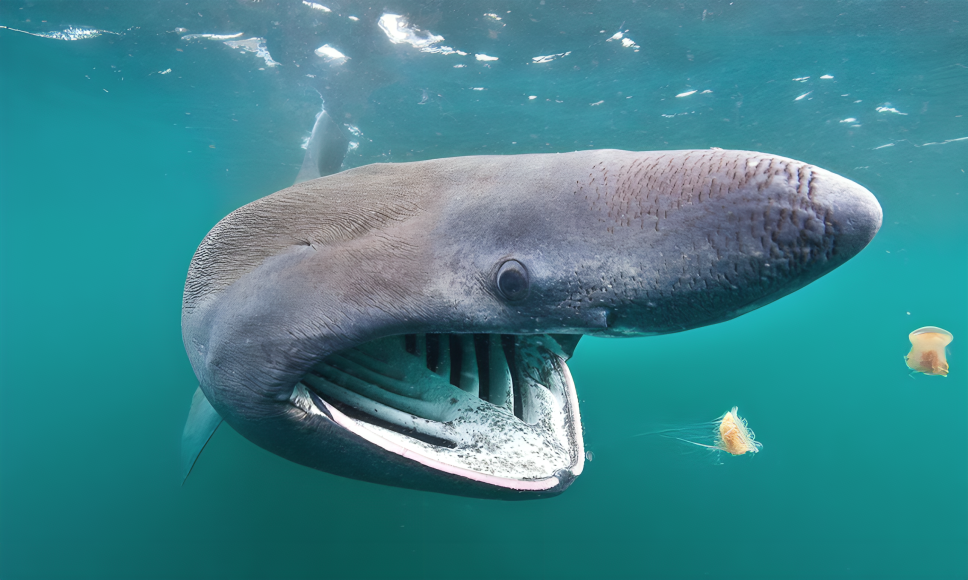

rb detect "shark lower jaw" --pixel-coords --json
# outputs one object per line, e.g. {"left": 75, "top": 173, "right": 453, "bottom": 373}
{"left": 291, "top": 333, "right": 585, "bottom": 492}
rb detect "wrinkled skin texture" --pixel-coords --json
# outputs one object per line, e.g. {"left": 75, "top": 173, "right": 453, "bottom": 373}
{"left": 182, "top": 149, "right": 882, "bottom": 498}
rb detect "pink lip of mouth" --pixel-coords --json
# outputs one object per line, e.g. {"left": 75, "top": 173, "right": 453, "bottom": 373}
{"left": 292, "top": 352, "right": 585, "bottom": 492}
{"left": 319, "top": 396, "right": 562, "bottom": 491}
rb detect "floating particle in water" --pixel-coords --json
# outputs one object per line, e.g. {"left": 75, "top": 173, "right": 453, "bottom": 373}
{"left": 905, "top": 326, "right": 953, "bottom": 376}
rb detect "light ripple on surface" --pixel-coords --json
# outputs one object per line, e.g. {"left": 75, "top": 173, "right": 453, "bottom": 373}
{"left": 223, "top": 37, "right": 280, "bottom": 68}
{"left": 302, "top": 2, "right": 331, "bottom": 12}
{"left": 315, "top": 44, "right": 348, "bottom": 65}
{"left": 0, "top": 25, "right": 118, "bottom": 41}
{"left": 181, "top": 32, "right": 243, "bottom": 41}
{"left": 379, "top": 14, "right": 444, "bottom": 48}
{"left": 532, "top": 52, "right": 571, "bottom": 64}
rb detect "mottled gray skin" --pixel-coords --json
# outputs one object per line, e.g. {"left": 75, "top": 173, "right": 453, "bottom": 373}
{"left": 182, "top": 149, "right": 881, "bottom": 498}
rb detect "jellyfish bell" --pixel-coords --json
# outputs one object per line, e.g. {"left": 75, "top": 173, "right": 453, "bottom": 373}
{"left": 905, "top": 326, "right": 953, "bottom": 377}
{"left": 716, "top": 407, "right": 761, "bottom": 456}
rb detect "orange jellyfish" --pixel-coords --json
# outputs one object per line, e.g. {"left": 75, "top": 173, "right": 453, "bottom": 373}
{"left": 905, "top": 326, "right": 953, "bottom": 376}
{"left": 635, "top": 406, "right": 762, "bottom": 458}
{"left": 715, "top": 407, "right": 761, "bottom": 455}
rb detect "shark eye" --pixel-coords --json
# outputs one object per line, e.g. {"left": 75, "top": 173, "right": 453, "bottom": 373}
{"left": 496, "top": 259, "right": 530, "bottom": 301}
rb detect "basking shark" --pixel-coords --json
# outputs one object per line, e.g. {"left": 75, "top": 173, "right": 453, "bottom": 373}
{"left": 181, "top": 138, "right": 882, "bottom": 499}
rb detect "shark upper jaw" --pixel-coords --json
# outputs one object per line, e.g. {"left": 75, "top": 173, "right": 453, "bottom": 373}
{"left": 290, "top": 333, "right": 585, "bottom": 494}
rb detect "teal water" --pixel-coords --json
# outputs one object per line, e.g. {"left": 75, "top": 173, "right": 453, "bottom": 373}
{"left": 1, "top": 2, "right": 965, "bottom": 578}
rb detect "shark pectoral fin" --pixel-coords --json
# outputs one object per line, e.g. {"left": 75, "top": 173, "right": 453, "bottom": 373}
{"left": 181, "top": 386, "right": 223, "bottom": 484}
{"left": 547, "top": 334, "right": 582, "bottom": 360}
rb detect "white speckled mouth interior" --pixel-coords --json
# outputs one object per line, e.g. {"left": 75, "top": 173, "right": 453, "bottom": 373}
{"left": 291, "top": 334, "right": 584, "bottom": 490}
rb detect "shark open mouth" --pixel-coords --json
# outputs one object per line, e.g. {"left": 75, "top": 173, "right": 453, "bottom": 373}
{"left": 290, "top": 334, "right": 585, "bottom": 491}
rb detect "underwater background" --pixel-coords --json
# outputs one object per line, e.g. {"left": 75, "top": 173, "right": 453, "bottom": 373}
{"left": 1, "top": 1, "right": 965, "bottom": 578}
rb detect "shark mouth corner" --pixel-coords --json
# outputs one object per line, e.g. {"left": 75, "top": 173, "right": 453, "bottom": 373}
{"left": 290, "top": 334, "right": 585, "bottom": 493}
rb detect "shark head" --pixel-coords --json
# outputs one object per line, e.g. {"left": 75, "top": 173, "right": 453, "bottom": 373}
{"left": 181, "top": 149, "right": 881, "bottom": 499}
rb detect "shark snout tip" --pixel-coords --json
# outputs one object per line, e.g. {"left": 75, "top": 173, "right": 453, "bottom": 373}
{"left": 815, "top": 171, "right": 883, "bottom": 258}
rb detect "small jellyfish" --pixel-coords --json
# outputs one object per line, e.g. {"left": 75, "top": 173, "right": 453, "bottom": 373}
{"left": 711, "top": 407, "right": 761, "bottom": 455}
{"left": 633, "top": 406, "right": 762, "bottom": 458}
{"left": 905, "top": 326, "right": 953, "bottom": 376}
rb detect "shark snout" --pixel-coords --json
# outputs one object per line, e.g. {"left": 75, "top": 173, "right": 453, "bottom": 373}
{"left": 751, "top": 165, "right": 883, "bottom": 298}
{"left": 615, "top": 156, "right": 884, "bottom": 334}
{"left": 811, "top": 170, "right": 883, "bottom": 262}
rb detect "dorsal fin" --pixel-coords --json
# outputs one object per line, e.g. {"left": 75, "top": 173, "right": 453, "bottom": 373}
{"left": 295, "top": 107, "right": 350, "bottom": 184}
{"left": 181, "top": 386, "right": 223, "bottom": 483}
